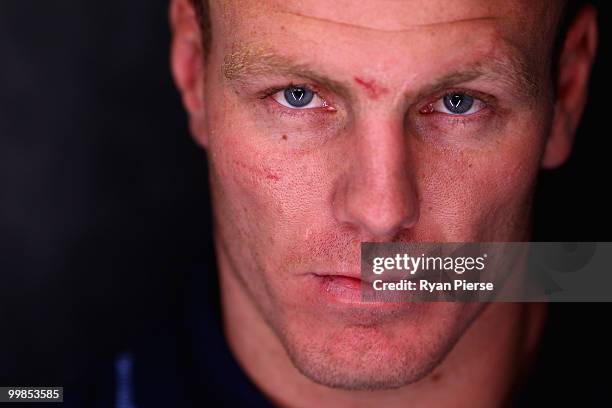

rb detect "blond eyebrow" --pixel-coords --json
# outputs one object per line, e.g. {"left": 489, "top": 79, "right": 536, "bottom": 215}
{"left": 410, "top": 56, "right": 540, "bottom": 102}
{"left": 222, "top": 47, "right": 349, "bottom": 94}
{"left": 222, "top": 45, "right": 539, "bottom": 102}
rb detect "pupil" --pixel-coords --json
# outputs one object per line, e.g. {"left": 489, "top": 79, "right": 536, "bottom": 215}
{"left": 284, "top": 86, "right": 314, "bottom": 108}
{"left": 450, "top": 94, "right": 462, "bottom": 107}
{"left": 293, "top": 89, "right": 304, "bottom": 100}
{"left": 443, "top": 93, "right": 474, "bottom": 114}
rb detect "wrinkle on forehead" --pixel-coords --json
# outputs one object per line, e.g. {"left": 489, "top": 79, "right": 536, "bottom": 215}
{"left": 260, "top": 0, "right": 525, "bottom": 33}
{"left": 275, "top": 10, "right": 501, "bottom": 34}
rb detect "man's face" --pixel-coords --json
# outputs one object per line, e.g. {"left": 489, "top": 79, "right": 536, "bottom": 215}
{"left": 194, "top": 0, "right": 563, "bottom": 390}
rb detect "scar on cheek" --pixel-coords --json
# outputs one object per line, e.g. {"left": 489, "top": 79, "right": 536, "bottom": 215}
{"left": 232, "top": 159, "right": 281, "bottom": 182}
{"left": 265, "top": 171, "right": 280, "bottom": 181}
{"left": 354, "top": 76, "right": 388, "bottom": 100}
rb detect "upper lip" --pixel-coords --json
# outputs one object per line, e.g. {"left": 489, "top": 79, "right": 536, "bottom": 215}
{"left": 312, "top": 270, "right": 422, "bottom": 285}
{"left": 312, "top": 271, "right": 361, "bottom": 279}
{"left": 311, "top": 272, "right": 379, "bottom": 284}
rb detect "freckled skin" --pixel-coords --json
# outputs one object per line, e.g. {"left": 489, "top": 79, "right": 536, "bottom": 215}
{"left": 171, "top": 0, "right": 596, "bottom": 406}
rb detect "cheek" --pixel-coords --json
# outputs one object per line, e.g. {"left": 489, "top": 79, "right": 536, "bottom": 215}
{"left": 415, "top": 131, "right": 544, "bottom": 239}
{"left": 208, "top": 136, "right": 282, "bottom": 233}
{"left": 207, "top": 127, "right": 330, "bottom": 243}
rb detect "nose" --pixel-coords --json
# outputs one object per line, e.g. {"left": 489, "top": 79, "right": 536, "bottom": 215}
{"left": 332, "top": 116, "right": 420, "bottom": 241}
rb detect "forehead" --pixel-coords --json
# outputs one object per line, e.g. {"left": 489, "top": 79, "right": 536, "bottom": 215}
{"left": 211, "top": 0, "right": 560, "bottom": 71}
{"left": 212, "top": 0, "right": 559, "bottom": 40}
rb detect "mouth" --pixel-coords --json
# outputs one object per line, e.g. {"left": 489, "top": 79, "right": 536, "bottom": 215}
{"left": 305, "top": 272, "right": 428, "bottom": 324}
{"left": 311, "top": 273, "right": 365, "bottom": 302}
{"left": 311, "top": 273, "right": 404, "bottom": 304}
{"left": 321, "top": 274, "right": 362, "bottom": 292}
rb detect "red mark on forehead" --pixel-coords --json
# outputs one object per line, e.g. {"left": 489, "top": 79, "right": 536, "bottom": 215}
{"left": 353, "top": 76, "right": 388, "bottom": 100}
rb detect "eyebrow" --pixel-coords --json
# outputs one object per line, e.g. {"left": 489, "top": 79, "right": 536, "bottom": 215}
{"left": 410, "top": 56, "right": 539, "bottom": 102}
{"left": 223, "top": 47, "right": 349, "bottom": 95}
{"left": 222, "top": 45, "right": 539, "bottom": 102}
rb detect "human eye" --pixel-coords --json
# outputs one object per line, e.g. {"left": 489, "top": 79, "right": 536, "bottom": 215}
{"left": 271, "top": 85, "right": 329, "bottom": 110}
{"left": 421, "top": 92, "right": 487, "bottom": 116}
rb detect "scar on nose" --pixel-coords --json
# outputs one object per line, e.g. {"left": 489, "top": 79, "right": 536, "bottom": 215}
{"left": 354, "top": 76, "right": 388, "bottom": 100}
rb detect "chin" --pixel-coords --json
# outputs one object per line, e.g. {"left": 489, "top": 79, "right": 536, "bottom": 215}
{"left": 274, "top": 301, "right": 481, "bottom": 391}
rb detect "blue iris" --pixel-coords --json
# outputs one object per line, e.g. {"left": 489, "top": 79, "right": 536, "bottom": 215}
{"left": 443, "top": 93, "right": 474, "bottom": 114}
{"left": 284, "top": 86, "right": 314, "bottom": 108}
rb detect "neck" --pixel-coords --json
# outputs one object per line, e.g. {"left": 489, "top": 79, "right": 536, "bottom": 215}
{"left": 218, "top": 248, "right": 547, "bottom": 408}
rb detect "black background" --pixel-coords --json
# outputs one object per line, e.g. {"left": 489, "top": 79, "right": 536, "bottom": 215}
{"left": 0, "top": 0, "right": 610, "bottom": 397}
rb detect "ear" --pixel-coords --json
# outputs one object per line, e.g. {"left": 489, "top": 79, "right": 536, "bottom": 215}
{"left": 169, "top": 0, "right": 208, "bottom": 147}
{"left": 542, "top": 5, "right": 598, "bottom": 169}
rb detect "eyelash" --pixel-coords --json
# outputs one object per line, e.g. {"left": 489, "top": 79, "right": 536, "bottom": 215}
{"left": 261, "top": 84, "right": 494, "bottom": 122}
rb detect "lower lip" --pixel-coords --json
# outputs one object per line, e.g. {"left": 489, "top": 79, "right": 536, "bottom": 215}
{"left": 308, "top": 274, "right": 427, "bottom": 323}
{"left": 313, "top": 274, "right": 410, "bottom": 307}
{"left": 318, "top": 275, "right": 364, "bottom": 303}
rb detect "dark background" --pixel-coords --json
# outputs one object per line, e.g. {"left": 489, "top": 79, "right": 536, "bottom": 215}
{"left": 0, "top": 0, "right": 610, "bottom": 395}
